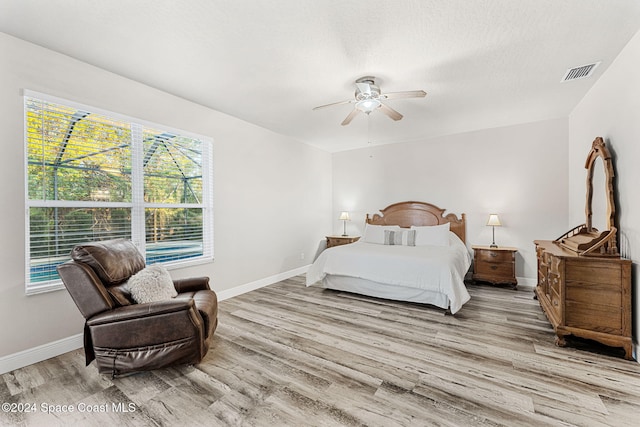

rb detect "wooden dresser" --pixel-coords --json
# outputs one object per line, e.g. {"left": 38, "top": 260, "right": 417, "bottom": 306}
{"left": 534, "top": 239, "right": 632, "bottom": 359}
{"left": 533, "top": 138, "right": 634, "bottom": 359}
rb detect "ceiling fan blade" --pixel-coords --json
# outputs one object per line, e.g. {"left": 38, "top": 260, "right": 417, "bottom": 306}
{"left": 381, "top": 90, "right": 427, "bottom": 100}
{"left": 341, "top": 108, "right": 361, "bottom": 126}
{"left": 379, "top": 103, "right": 403, "bottom": 121}
{"left": 312, "top": 99, "right": 352, "bottom": 110}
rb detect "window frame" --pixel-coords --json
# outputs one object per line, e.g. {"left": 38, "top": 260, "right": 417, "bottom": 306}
{"left": 23, "top": 90, "right": 214, "bottom": 295}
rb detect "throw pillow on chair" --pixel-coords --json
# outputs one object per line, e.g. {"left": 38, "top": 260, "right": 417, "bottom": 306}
{"left": 128, "top": 264, "right": 177, "bottom": 304}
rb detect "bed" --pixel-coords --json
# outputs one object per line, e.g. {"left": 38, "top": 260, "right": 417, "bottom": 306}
{"left": 305, "top": 201, "right": 472, "bottom": 314}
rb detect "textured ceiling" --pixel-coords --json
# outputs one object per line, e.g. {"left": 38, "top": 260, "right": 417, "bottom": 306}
{"left": 2, "top": 0, "right": 640, "bottom": 152}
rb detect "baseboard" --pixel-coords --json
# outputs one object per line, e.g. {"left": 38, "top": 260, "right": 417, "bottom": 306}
{"left": 0, "top": 265, "right": 311, "bottom": 375}
{"left": 0, "top": 333, "right": 83, "bottom": 375}
{"left": 216, "top": 265, "right": 310, "bottom": 301}
{"left": 516, "top": 276, "right": 537, "bottom": 291}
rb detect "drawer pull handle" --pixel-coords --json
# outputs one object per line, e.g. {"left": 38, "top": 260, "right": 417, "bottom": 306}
{"left": 490, "top": 265, "right": 498, "bottom": 270}
{"left": 490, "top": 252, "right": 498, "bottom": 257}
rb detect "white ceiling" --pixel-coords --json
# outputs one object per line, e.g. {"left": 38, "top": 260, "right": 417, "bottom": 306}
{"left": 2, "top": 0, "right": 640, "bottom": 152}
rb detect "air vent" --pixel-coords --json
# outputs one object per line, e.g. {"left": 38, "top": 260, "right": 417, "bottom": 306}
{"left": 561, "top": 62, "right": 601, "bottom": 82}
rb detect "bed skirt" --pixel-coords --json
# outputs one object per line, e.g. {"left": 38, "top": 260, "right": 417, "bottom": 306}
{"left": 320, "top": 275, "right": 450, "bottom": 310}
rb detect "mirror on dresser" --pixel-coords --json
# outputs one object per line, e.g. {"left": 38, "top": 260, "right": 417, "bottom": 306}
{"left": 589, "top": 155, "right": 608, "bottom": 233}
{"left": 556, "top": 137, "right": 618, "bottom": 256}
{"left": 533, "top": 137, "right": 632, "bottom": 359}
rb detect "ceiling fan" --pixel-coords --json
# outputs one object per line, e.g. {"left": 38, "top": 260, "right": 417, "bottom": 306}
{"left": 313, "top": 76, "right": 426, "bottom": 126}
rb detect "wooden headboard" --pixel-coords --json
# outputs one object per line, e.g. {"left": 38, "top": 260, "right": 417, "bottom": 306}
{"left": 366, "top": 201, "right": 466, "bottom": 243}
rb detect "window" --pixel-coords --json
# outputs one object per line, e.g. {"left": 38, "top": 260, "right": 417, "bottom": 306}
{"left": 24, "top": 91, "right": 213, "bottom": 294}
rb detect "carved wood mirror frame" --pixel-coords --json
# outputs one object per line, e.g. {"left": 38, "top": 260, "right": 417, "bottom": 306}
{"left": 555, "top": 137, "right": 619, "bottom": 256}
{"left": 584, "top": 137, "right": 616, "bottom": 233}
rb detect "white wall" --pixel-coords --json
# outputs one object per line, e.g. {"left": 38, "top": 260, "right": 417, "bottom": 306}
{"left": 332, "top": 118, "right": 569, "bottom": 283}
{"left": 0, "top": 32, "right": 332, "bottom": 359}
{"left": 569, "top": 29, "right": 640, "bottom": 348}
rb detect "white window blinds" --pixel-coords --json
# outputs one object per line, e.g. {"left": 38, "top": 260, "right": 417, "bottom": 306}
{"left": 24, "top": 91, "right": 213, "bottom": 294}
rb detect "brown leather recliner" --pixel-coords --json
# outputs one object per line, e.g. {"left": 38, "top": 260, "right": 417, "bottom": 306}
{"left": 56, "top": 239, "right": 218, "bottom": 377}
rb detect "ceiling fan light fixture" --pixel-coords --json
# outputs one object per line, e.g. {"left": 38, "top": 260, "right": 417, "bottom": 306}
{"left": 313, "top": 76, "right": 425, "bottom": 125}
{"left": 355, "top": 98, "right": 381, "bottom": 114}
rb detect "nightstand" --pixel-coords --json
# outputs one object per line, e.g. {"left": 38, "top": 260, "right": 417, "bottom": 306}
{"left": 326, "top": 235, "right": 360, "bottom": 249}
{"left": 471, "top": 245, "right": 518, "bottom": 288}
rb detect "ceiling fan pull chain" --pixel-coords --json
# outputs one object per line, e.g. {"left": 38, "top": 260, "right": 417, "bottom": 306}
{"left": 368, "top": 114, "right": 374, "bottom": 158}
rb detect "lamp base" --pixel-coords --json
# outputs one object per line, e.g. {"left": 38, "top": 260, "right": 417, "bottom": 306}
{"left": 490, "top": 226, "right": 498, "bottom": 248}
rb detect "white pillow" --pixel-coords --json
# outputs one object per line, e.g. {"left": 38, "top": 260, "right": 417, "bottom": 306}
{"left": 363, "top": 224, "right": 402, "bottom": 244}
{"left": 411, "top": 223, "right": 451, "bottom": 246}
{"left": 127, "top": 264, "right": 177, "bottom": 304}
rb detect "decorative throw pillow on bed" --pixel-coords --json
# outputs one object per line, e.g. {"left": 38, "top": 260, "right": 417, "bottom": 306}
{"left": 127, "top": 264, "right": 177, "bottom": 304}
{"left": 411, "top": 223, "right": 450, "bottom": 246}
{"left": 402, "top": 229, "right": 417, "bottom": 246}
{"left": 384, "top": 229, "right": 403, "bottom": 245}
{"left": 384, "top": 229, "right": 417, "bottom": 246}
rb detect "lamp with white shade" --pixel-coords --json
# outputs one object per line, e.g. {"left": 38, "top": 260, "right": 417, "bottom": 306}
{"left": 486, "top": 214, "right": 501, "bottom": 248}
{"left": 339, "top": 211, "right": 350, "bottom": 236}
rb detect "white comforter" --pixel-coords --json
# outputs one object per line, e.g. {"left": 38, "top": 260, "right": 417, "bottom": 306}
{"left": 306, "top": 233, "right": 472, "bottom": 313}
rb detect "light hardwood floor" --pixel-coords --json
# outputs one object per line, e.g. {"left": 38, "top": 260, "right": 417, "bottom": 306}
{"left": 2, "top": 275, "right": 639, "bottom": 426}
